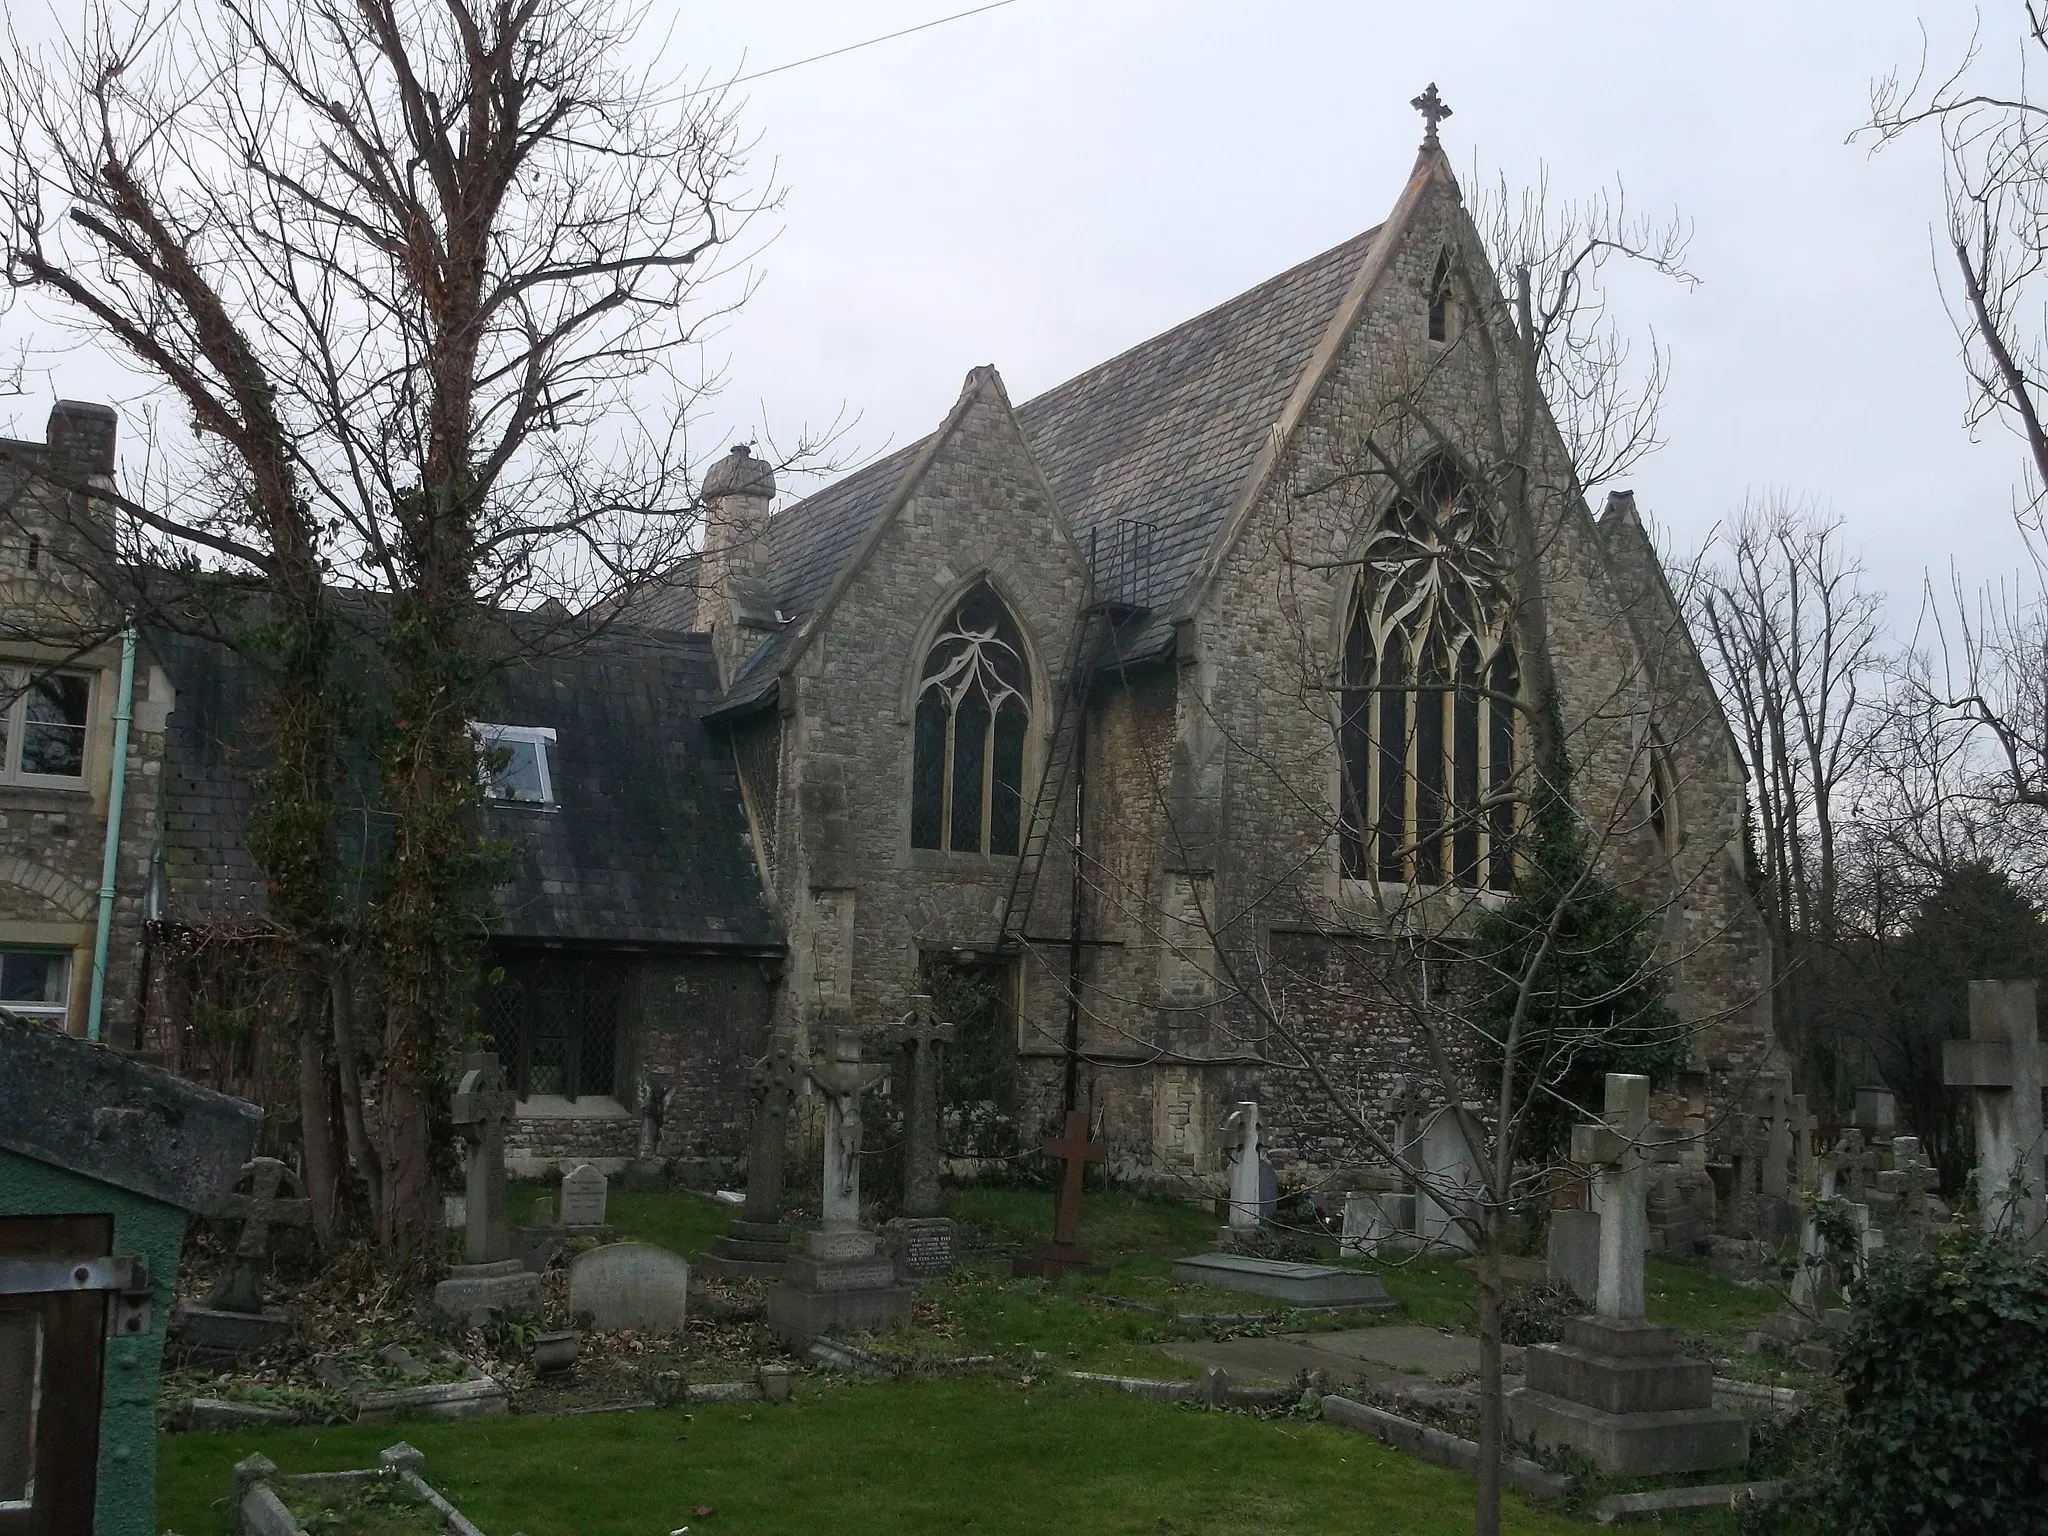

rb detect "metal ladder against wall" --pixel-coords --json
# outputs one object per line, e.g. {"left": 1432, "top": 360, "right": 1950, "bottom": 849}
{"left": 992, "top": 603, "right": 1115, "bottom": 951}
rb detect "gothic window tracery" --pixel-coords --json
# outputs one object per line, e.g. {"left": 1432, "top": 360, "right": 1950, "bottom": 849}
{"left": 1340, "top": 459, "right": 1520, "bottom": 890}
{"left": 911, "top": 581, "right": 1031, "bottom": 855}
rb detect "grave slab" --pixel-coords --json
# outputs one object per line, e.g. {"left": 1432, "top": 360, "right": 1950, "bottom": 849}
{"left": 1172, "top": 1253, "right": 1398, "bottom": 1311}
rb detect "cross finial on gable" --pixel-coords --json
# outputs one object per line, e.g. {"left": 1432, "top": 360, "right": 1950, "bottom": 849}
{"left": 1411, "top": 83, "right": 1452, "bottom": 149}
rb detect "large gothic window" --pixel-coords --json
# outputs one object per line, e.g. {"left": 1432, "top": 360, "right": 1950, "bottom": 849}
{"left": 1340, "top": 459, "right": 1520, "bottom": 891}
{"left": 911, "top": 581, "right": 1031, "bottom": 855}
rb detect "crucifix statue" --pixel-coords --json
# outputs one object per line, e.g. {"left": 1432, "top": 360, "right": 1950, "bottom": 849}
{"left": 881, "top": 992, "right": 956, "bottom": 1219}
{"left": 1411, "top": 82, "right": 1453, "bottom": 149}
{"left": 805, "top": 1023, "right": 892, "bottom": 1231}
{"left": 205, "top": 1157, "right": 312, "bottom": 1313}
{"left": 1215, "top": 1101, "right": 1263, "bottom": 1233}
{"left": 453, "top": 1050, "right": 517, "bottom": 1266}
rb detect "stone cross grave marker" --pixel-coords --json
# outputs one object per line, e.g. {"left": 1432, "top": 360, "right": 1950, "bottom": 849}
{"left": 742, "top": 1047, "right": 805, "bottom": 1225}
{"left": 1569, "top": 1073, "right": 1657, "bottom": 1320}
{"left": 879, "top": 993, "right": 955, "bottom": 1220}
{"left": 1048, "top": 1109, "right": 1108, "bottom": 1248}
{"left": 1833, "top": 1128, "right": 1882, "bottom": 1206}
{"left": 560, "top": 1164, "right": 608, "bottom": 1230}
{"left": 806, "top": 1024, "right": 891, "bottom": 1231}
{"left": 452, "top": 1051, "right": 517, "bottom": 1266}
{"left": 205, "top": 1156, "right": 312, "bottom": 1313}
{"left": 1216, "top": 1101, "right": 1263, "bottom": 1232}
{"left": 1944, "top": 979, "right": 2048, "bottom": 1250}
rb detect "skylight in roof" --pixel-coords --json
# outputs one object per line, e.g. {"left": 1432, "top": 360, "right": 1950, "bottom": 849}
{"left": 474, "top": 722, "right": 558, "bottom": 805}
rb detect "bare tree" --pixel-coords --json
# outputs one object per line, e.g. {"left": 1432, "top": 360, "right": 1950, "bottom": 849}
{"left": 0, "top": 0, "right": 782, "bottom": 1263}
{"left": 1689, "top": 498, "right": 1884, "bottom": 1105}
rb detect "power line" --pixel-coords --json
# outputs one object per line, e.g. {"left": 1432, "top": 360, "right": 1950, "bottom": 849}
{"left": 690, "top": 1, "right": 1022, "bottom": 98}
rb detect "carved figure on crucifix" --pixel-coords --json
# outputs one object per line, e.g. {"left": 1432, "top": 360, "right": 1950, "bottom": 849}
{"left": 881, "top": 993, "right": 956, "bottom": 1219}
{"left": 204, "top": 1157, "right": 312, "bottom": 1313}
{"left": 806, "top": 1024, "right": 891, "bottom": 1231}
{"left": 453, "top": 1051, "right": 517, "bottom": 1266}
{"left": 635, "top": 1069, "right": 669, "bottom": 1161}
{"left": 1944, "top": 979, "right": 2048, "bottom": 1251}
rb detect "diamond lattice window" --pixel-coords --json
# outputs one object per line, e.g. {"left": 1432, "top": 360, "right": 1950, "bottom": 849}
{"left": 912, "top": 581, "right": 1030, "bottom": 855}
{"left": 1340, "top": 459, "right": 1520, "bottom": 890}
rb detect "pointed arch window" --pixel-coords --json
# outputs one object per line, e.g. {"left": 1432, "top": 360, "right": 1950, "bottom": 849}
{"left": 1646, "top": 726, "right": 1679, "bottom": 855}
{"left": 912, "top": 581, "right": 1031, "bottom": 855}
{"left": 1340, "top": 459, "right": 1520, "bottom": 891}
{"left": 1428, "top": 250, "right": 1452, "bottom": 342}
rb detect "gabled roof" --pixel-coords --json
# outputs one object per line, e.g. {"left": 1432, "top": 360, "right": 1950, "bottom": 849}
{"left": 703, "top": 215, "right": 1402, "bottom": 712}
{"left": 152, "top": 616, "right": 781, "bottom": 952}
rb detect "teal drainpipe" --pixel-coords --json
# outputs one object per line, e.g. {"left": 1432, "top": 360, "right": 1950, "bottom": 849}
{"left": 87, "top": 628, "right": 138, "bottom": 1042}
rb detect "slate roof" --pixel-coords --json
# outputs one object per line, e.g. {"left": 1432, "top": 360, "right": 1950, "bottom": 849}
{"left": 701, "top": 224, "right": 1384, "bottom": 712}
{"left": 151, "top": 617, "right": 780, "bottom": 952}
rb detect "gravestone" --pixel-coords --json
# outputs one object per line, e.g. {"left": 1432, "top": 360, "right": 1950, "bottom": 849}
{"left": 1546, "top": 1208, "right": 1600, "bottom": 1304}
{"left": 765, "top": 1025, "right": 914, "bottom": 1344}
{"left": 1944, "top": 979, "right": 2048, "bottom": 1251}
{"left": 702, "top": 1047, "right": 804, "bottom": 1280}
{"left": 1340, "top": 1185, "right": 1417, "bottom": 1258}
{"left": 622, "top": 1071, "right": 669, "bottom": 1191}
{"left": 0, "top": 1014, "right": 262, "bottom": 1536}
{"left": 430, "top": 1052, "right": 541, "bottom": 1327}
{"left": 1853, "top": 1086, "right": 1898, "bottom": 1137}
{"left": 175, "top": 1156, "right": 311, "bottom": 1359}
{"left": 560, "top": 1163, "right": 609, "bottom": 1234}
{"left": 1012, "top": 1108, "right": 1109, "bottom": 1278}
{"left": 568, "top": 1242, "right": 691, "bottom": 1333}
{"left": 1217, "top": 1101, "right": 1264, "bottom": 1235}
{"left": 879, "top": 994, "right": 958, "bottom": 1276}
{"left": 1508, "top": 1073, "right": 1747, "bottom": 1476}
{"left": 1414, "top": 1106, "right": 1482, "bottom": 1252}
{"left": 1172, "top": 1252, "right": 1396, "bottom": 1310}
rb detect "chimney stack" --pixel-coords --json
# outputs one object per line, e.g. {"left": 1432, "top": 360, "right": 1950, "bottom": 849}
{"left": 46, "top": 400, "right": 118, "bottom": 482}
{"left": 699, "top": 445, "right": 779, "bottom": 688}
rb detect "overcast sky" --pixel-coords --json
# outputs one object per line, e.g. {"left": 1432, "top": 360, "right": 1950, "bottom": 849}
{"left": 0, "top": 1, "right": 2029, "bottom": 624}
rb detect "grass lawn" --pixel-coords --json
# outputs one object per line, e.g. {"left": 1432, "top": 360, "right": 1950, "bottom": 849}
{"left": 163, "top": 1374, "right": 1720, "bottom": 1535}
{"left": 509, "top": 1180, "right": 734, "bottom": 1259}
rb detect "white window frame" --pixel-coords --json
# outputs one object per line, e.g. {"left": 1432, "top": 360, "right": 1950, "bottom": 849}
{"left": 0, "top": 945, "right": 72, "bottom": 1024}
{"left": 472, "top": 722, "right": 558, "bottom": 806}
{"left": 0, "top": 666, "right": 92, "bottom": 790}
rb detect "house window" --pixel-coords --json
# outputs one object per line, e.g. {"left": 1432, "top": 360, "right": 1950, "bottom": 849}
{"left": 474, "top": 723, "right": 557, "bottom": 805}
{"left": 911, "top": 581, "right": 1031, "bottom": 855}
{"left": 0, "top": 669, "right": 89, "bottom": 786}
{"left": 1340, "top": 458, "right": 1520, "bottom": 891}
{"left": 0, "top": 948, "right": 70, "bottom": 1023}
{"left": 482, "top": 954, "right": 620, "bottom": 1103}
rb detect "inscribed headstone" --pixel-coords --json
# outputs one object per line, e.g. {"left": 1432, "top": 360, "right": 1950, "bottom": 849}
{"left": 560, "top": 1164, "right": 608, "bottom": 1229}
{"left": 568, "top": 1242, "right": 690, "bottom": 1333}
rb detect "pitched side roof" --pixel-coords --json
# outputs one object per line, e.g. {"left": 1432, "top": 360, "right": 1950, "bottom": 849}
{"left": 706, "top": 223, "right": 1388, "bottom": 707}
{"left": 152, "top": 620, "right": 781, "bottom": 952}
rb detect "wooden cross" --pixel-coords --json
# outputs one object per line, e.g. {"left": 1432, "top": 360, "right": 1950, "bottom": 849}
{"left": 1046, "top": 1108, "right": 1107, "bottom": 1247}
{"left": 1411, "top": 83, "right": 1453, "bottom": 147}
{"left": 205, "top": 1156, "right": 312, "bottom": 1312}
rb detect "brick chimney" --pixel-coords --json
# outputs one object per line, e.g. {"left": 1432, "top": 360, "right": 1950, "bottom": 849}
{"left": 699, "top": 445, "right": 779, "bottom": 688}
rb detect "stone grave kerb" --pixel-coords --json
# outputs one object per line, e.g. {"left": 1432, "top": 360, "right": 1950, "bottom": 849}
{"left": 1945, "top": 978, "right": 2048, "bottom": 1250}
{"left": 205, "top": 1156, "right": 312, "bottom": 1313}
{"left": 452, "top": 1052, "right": 516, "bottom": 1266}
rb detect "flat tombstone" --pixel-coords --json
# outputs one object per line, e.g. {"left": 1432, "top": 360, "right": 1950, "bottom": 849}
{"left": 560, "top": 1164, "right": 608, "bottom": 1230}
{"left": 568, "top": 1242, "right": 690, "bottom": 1333}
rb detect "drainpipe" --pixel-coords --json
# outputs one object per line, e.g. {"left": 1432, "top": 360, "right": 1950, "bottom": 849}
{"left": 87, "top": 628, "right": 138, "bottom": 1043}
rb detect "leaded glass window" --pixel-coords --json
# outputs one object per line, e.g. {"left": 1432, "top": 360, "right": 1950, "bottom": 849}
{"left": 912, "top": 582, "right": 1031, "bottom": 855}
{"left": 1340, "top": 459, "right": 1520, "bottom": 891}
